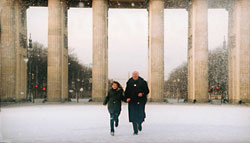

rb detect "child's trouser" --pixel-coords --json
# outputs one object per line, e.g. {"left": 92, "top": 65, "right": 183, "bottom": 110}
{"left": 110, "top": 112, "right": 119, "bottom": 132}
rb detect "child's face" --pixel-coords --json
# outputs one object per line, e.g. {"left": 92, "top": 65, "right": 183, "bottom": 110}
{"left": 112, "top": 83, "right": 118, "bottom": 90}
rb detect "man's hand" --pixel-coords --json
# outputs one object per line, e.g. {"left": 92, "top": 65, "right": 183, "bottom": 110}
{"left": 126, "top": 98, "right": 131, "bottom": 103}
{"left": 138, "top": 93, "right": 143, "bottom": 97}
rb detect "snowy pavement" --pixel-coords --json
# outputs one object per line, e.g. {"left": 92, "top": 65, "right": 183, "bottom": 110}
{"left": 0, "top": 103, "right": 250, "bottom": 143}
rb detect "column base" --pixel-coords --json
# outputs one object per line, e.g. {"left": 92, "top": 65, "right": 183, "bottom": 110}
{"left": 0, "top": 98, "right": 28, "bottom": 103}
{"left": 151, "top": 98, "right": 164, "bottom": 102}
{"left": 230, "top": 99, "right": 250, "bottom": 104}
{"left": 47, "top": 98, "right": 67, "bottom": 103}
{"left": 188, "top": 98, "right": 209, "bottom": 103}
{"left": 92, "top": 97, "right": 105, "bottom": 102}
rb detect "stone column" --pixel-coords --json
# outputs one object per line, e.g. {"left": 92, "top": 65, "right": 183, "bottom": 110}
{"left": 228, "top": 0, "right": 250, "bottom": 103}
{"left": 148, "top": 0, "right": 164, "bottom": 102}
{"left": 48, "top": 0, "right": 68, "bottom": 102}
{"left": 0, "top": 0, "right": 27, "bottom": 101}
{"left": 187, "top": 0, "right": 208, "bottom": 102}
{"left": 227, "top": 1, "right": 235, "bottom": 103}
{"left": 0, "top": 0, "right": 2, "bottom": 101}
{"left": 0, "top": 1, "right": 3, "bottom": 102}
{"left": 14, "top": 0, "right": 27, "bottom": 101}
{"left": 0, "top": 0, "right": 16, "bottom": 101}
{"left": 187, "top": 3, "right": 193, "bottom": 102}
{"left": 92, "top": 0, "right": 109, "bottom": 102}
{"left": 61, "top": 1, "right": 68, "bottom": 101}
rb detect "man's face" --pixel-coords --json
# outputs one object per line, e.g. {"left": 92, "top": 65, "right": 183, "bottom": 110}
{"left": 132, "top": 72, "right": 139, "bottom": 80}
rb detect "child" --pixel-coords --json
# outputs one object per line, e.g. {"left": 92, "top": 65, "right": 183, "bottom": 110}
{"left": 103, "top": 81, "right": 125, "bottom": 136}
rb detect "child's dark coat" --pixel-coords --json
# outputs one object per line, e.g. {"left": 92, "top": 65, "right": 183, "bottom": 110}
{"left": 103, "top": 88, "right": 125, "bottom": 114}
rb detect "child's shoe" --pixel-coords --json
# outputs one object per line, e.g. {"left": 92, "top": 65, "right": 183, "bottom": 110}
{"left": 133, "top": 132, "right": 138, "bottom": 135}
{"left": 110, "top": 132, "right": 114, "bottom": 136}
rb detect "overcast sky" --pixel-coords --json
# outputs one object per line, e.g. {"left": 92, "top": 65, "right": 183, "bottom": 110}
{"left": 27, "top": 8, "right": 228, "bottom": 85}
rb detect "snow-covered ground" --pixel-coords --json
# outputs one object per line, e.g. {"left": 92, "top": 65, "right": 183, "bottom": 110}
{"left": 0, "top": 103, "right": 250, "bottom": 143}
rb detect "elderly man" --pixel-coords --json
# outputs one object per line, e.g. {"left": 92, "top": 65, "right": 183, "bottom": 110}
{"left": 125, "top": 71, "right": 149, "bottom": 135}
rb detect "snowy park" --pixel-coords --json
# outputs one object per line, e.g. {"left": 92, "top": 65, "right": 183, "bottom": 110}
{"left": 0, "top": 103, "right": 250, "bottom": 143}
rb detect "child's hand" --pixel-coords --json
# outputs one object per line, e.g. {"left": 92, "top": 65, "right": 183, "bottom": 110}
{"left": 126, "top": 98, "right": 131, "bottom": 103}
{"left": 138, "top": 93, "right": 143, "bottom": 97}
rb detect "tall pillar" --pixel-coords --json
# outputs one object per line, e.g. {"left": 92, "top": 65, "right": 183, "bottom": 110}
{"left": 14, "top": 0, "right": 28, "bottom": 101}
{"left": 148, "top": 0, "right": 164, "bottom": 102}
{"left": 1, "top": 0, "right": 16, "bottom": 101}
{"left": 48, "top": 0, "right": 68, "bottom": 102}
{"left": 187, "top": 0, "right": 208, "bottom": 102}
{"left": 61, "top": 0, "right": 68, "bottom": 101}
{"left": 92, "top": 0, "right": 109, "bottom": 102}
{"left": 1, "top": 0, "right": 27, "bottom": 102}
{"left": 0, "top": 0, "right": 2, "bottom": 101}
{"left": 228, "top": 0, "right": 250, "bottom": 103}
{"left": 228, "top": 1, "right": 235, "bottom": 103}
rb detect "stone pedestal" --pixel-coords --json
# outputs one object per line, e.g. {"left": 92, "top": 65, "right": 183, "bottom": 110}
{"left": 188, "top": 0, "right": 208, "bottom": 102}
{"left": 148, "top": 0, "right": 165, "bottom": 102}
{"left": 92, "top": 0, "right": 109, "bottom": 102}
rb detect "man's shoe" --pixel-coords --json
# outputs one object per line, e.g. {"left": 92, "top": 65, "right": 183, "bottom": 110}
{"left": 115, "top": 121, "right": 119, "bottom": 127}
{"left": 138, "top": 124, "right": 142, "bottom": 131}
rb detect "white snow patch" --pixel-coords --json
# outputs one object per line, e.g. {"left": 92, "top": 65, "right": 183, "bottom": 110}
{"left": 0, "top": 104, "right": 250, "bottom": 143}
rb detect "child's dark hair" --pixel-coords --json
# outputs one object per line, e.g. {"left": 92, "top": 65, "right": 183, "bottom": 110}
{"left": 111, "top": 81, "right": 124, "bottom": 92}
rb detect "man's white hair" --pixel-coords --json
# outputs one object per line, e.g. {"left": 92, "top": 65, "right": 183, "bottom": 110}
{"left": 132, "top": 71, "right": 139, "bottom": 75}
